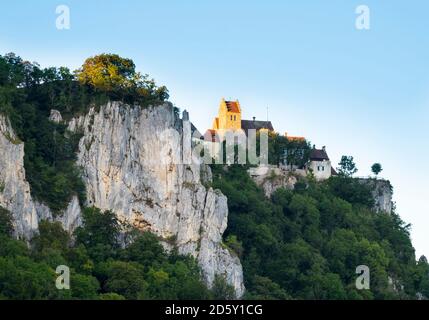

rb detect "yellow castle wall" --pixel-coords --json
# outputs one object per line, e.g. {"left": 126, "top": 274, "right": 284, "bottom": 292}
{"left": 215, "top": 99, "right": 242, "bottom": 130}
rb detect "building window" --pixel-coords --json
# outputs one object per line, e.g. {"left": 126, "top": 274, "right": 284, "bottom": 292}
{"left": 230, "top": 115, "right": 233, "bottom": 121}
{"left": 234, "top": 115, "right": 236, "bottom": 121}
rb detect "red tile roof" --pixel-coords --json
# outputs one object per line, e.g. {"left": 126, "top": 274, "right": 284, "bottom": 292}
{"left": 225, "top": 101, "right": 240, "bottom": 113}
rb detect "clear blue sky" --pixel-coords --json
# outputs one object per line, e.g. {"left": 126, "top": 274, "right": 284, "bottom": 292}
{"left": 1, "top": 0, "right": 428, "bottom": 258}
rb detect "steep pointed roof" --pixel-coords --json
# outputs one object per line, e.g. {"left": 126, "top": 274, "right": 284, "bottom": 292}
{"left": 225, "top": 100, "right": 240, "bottom": 113}
{"left": 309, "top": 147, "right": 330, "bottom": 161}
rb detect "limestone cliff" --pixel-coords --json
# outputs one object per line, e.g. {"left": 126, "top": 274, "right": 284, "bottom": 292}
{"left": 249, "top": 165, "right": 393, "bottom": 214}
{"left": 0, "top": 115, "right": 38, "bottom": 238}
{"left": 68, "top": 102, "right": 244, "bottom": 297}
{"left": 0, "top": 115, "right": 83, "bottom": 237}
{"left": 248, "top": 165, "right": 299, "bottom": 198}
{"left": 0, "top": 103, "right": 244, "bottom": 297}
{"left": 358, "top": 178, "right": 393, "bottom": 213}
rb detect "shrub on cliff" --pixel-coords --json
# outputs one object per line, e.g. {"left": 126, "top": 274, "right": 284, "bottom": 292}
{"left": 0, "top": 207, "right": 14, "bottom": 237}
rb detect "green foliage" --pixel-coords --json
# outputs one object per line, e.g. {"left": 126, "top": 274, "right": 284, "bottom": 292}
{"left": 243, "top": 276, "right": 290, "bottom": 300}
{"left": 0, "top": 208, "right": 216, "bottom": 300}
{"left": 74, "top": 207, "right": 121, "bottom": 262}
{"left": 371, "top": 163, "right": 382, "bottom": 176}
{"left": 99, "top": 260, "right": 148, "bottom": 299}
{"left": 212, "top": 164, "right": 429, "bottom": 299}
{"left": 75, "top": 53, "right": 169, "bottom": 105}
{"left": 264, "top": 132, "right": 311, "bottom": 167}
{"left": 211, "top": 275, "right": 236, "bottom": 300}
{"left": 0, "top": 52, "right": 219, "bottom": 300}
{"left": 0, "top": 53, "right": 89, "bottom": 213}
{"left": 0, "top": 256, "right": 60, "bottom": 299}
{"left": 337, "top": 155, "right": 358, "bottom": 177}
{"left": 0, "top": 207, "right": 14, "bottom": 237}
{"left": 224, "top": 235, "right": 244, "bottom": 258}
{"left": 327, "top": 176, "right": 374, "bottom": 208}
{"left": 0, "top": 52, "right": 169, "bottom": 215}
{"left": 99, "top": 292, "right": 126, "bottom": 300}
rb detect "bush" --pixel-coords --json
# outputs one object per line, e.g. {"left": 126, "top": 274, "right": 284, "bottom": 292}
{"left": 0, "top": 207, "right": 14, "bottom": 237}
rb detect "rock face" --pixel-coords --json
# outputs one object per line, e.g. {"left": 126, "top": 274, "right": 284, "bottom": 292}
{"left": 35, "top": 196, "right": 82, "bottom": 233}
{"left": 0, "top": 114, "right": 82, "bottom": 237}
{"left": 358, "top": 178, "right": 393, "bottom": 213}
{"left": 68, "top": 102, "right": 244, "bottom": 297}
{"left": 49, "top": 109, "right": 63, "bottom": 123}
{"left": 250, "top": 166, "right": 394, "bottom": 215}
{"left": 0, "top": 115, "right": 38, "bottom": 238}
{"left": 248, "top": 165, "right": 301, "bottom": 198}
{"left": 0, "top": 103, "right": 244, "bottom": 297}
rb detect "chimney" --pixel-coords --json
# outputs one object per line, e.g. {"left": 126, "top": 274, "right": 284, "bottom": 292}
{"left": 313, "top": 144, "right": 316, "bottom": 149}
{"left": 253, "top": 117, "right": 256, "bottom": 122}
{"left": 322, "top": 146, "right": 326, "bottom": 151}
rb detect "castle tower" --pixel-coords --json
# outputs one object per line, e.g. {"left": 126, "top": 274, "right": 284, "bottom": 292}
{"left": 212, "top": 98, "right": 242, "bottom": 131}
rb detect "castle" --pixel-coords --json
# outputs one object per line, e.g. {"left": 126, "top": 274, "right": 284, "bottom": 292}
{"left": 207, "top": 98, "right": 307, "bottom": 142}
{"left": 212, "top": 99, "right": 274, "bottom": 132}
{"left": 203, "top": 98, "right": 335, "bottom": 181}
{"left": 204, "top": 98, "right": 274, "bottom": 144}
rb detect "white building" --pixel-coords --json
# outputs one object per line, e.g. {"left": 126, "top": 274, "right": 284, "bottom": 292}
{"left": 306, "top": 146, "right": 336, "bottom": 181}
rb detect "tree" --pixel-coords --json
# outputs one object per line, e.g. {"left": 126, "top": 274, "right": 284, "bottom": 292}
{"left": 337, "top": 156, "right": 358, "bottom": 177}
{"left": 74, "top": 207, "right": 121, "bottom": 261}
{"left": 101, "top": 261, "right": 147, "bottom": 299}
{"left": 245, "top": 276, "right": 290, "bottom": 300}
{"left": 211, "top": 275, "right": 236, "bottom": 300}
{"left": 224, "top": 235, "right": 244, "bottom": 258}
{"left": 121, "top": 232, "right": 167, "bottom": 268}
{"left": 75, "top": 54, "right": 137, "bottom": 92}
{"left": 0, "top": 207, "right": 14, "bottom": 237}
{"left": 31, "top": 220, "right": 70, "bottom": 254}
{"left": 371, "top": 163, "right": 382, "bottom": 177}
{"left": 75, "top": 53, "right": 169, "bottom": 103}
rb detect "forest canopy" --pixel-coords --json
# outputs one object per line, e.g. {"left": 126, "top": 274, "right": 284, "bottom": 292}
{"left": 211, "top": 165, "right": 429, "bottom": 300}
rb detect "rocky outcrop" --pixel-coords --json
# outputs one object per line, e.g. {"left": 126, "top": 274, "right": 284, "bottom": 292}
{"left": 68, "top": 102, "right": 244, "bottom": 297}
{"left": 49, "top": 109, "right": 63, "bottom": 123}
{"left": 0, "top": 115, "right": 39, "bottom": 238}
{"left": 0, "top": 114, "right": 82, "bottom": 237}
{"left": 250, "top": 166, "right": 394, "bottom": 215}
{"left": 248, "top": 165, "right": 301, "bottom": 198}
{"left": 35, "top": 196, "right": 82, "bottom": 233}
{"left": 0, "top": 103, "right": 244, "bottom": 296}
{"left": 358, "top": 178, "right": 393, "bottom": 213}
